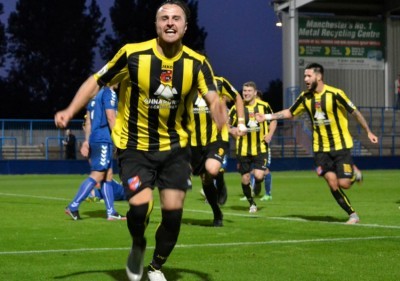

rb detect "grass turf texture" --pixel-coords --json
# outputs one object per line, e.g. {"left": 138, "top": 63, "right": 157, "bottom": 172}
{"left": 1, "top": 170, "right": 399, "bottom": 281}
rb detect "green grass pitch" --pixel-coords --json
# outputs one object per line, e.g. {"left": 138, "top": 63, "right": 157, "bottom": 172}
{"left": 1, "top": 170, "right": 399, "bottom": 280}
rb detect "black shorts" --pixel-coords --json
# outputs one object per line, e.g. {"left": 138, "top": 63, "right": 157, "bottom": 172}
{"left": 191, "top": 141, "right": 229, "bottom": 176}
{"left": 314, "top": 149, "right": 354, "bottom": 179}
{"left": 237, "top": 152, "right": 269, "bottom": 175}
{"left": 117, "top": 147, "right": 192, "bottom": 199}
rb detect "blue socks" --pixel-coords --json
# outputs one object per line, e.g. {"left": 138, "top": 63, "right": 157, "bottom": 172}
{"left": 264, "top": 173, "right": 272, "bottom": 196}
{"left": 69, "top": 177, "right": 97, "bottom": 211}
{"left": 101, "top": 180, "right": 116, "bottom": 216}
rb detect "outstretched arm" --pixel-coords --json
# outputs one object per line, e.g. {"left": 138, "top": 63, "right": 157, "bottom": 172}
{"left": 255, "top": 109, "right": 293, "bottom": 122}
{"left": 351, "top": 109, "right": 378, "bottom": 143}
{"left": 54, "top": 76, "right": 100, "bottom": 129}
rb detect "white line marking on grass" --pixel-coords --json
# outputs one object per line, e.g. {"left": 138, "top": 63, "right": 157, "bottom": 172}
{"left": 265, "top": 215, "right": 400, "bottom": 230}
{"left": 2, "top": 192, "right": 400, "bottom": 230}
{"left": 1, "top": 235, "right": 400, "bottom": 256}
{"left": 0, "top": 248, "right": 129, "bottom": 255}
{"left": 176, "top": 235, "right": 400, "bottom": 249}
{"left": 0, "top": 192, "right": 68, "bottom": 201}
{"left": 183, "top": 208, "right": 400, "bottom": 230}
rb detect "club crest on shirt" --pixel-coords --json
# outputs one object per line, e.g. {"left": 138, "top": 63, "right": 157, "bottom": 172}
{"left": 246, "top": 110, "right": 259, "bottom": 132}
{"left": 154, "top": 67, "right": 178, "bottom": 100}
{"left": 146, "top": 63, "right": 179, "bottom": 109}
{"left": 160, "top": 69, "right": 172, "bottom": 85}
{"left": 313, "top": 102, "right": 330, "bottom": 125}
{"left": 313, "top": 100, "right": 326, "bottom": 122}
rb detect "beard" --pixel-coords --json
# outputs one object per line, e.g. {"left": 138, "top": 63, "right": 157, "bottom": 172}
{"left": 309, "top": 80, "right": 318, "bottom": 92}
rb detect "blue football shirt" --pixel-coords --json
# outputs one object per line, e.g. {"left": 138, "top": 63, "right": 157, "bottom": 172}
{"left": 87, "top": 87, "right": 118, "bottom": 144}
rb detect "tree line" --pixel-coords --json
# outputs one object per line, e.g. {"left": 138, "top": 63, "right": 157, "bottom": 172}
{"left": 0, "top": 0, "right": 282, "bottom": 119}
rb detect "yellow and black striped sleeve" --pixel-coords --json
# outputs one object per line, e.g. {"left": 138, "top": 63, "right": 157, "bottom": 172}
{"left": 229, "top": 105, "right": 238, "bottom": 127}
{"left": 216, "top": 76, "right": 239, "bottom": 101}
{"left": 335, "top": 88, "right": 357, "bottom": 113}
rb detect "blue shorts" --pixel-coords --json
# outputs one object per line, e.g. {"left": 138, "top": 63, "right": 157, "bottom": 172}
{"left": 90, "top": 143, "right": 113, "bottom": 171}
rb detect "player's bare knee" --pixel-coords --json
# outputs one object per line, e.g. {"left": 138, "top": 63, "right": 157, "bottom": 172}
{"left": 338, "top": 179, "right": 352, "bottom": 189}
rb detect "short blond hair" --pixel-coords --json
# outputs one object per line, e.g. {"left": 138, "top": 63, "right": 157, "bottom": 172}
{"left": 243, "top": 81, "right": 257, "bottom": 90}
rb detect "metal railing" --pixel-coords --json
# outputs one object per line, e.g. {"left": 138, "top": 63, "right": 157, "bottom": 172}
{"left": 356, "top": 106, "right": 399, "bottom": 136}
{"left": 0, "top": 119, "right": 85, "bottom": 146}
{"left": 0, "top": 137, "right": 17, "bottom": 160}
{"left": 378, "top": 134, "right": 400, "bottom": 156}
{"left": 44, "top": 136, "right": 86, "bottom": 160}
{"left": 1, "top": 114, "right": 400, "bottom": 159}
{"left": 272, "top": 136, "right": 298, "bottom": 157}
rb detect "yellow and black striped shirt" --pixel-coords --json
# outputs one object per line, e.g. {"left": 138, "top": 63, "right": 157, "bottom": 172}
{"left": 290, "top": 84, "right": 356, "bottom": 152}
{"left": 230, "top": 99, "right": 274, "bottom": 156}
{"left": 190, "top": 76, "right": 239, "bottom": 147}
{"left": 94, "top": 39, "right": 217, "bottom": 152}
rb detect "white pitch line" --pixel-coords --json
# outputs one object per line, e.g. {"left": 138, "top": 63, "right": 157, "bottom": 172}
{"left": 0, "top": 192, "right": 68, "bottom": 202}
{"left": 176, "top": 235, "right": 400, "bottom": 248}
{"left": 1, "top": 235, "right": 400, "bottom": 256}
{"left": 183, "top": 208, "right": 400, "bottom": 230}
{"left": 2, "top": 192, "right": 400, "bottom": 230}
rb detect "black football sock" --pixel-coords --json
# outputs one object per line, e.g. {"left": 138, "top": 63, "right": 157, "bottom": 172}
{"left": 242, "top": 183, "right": 255, "bottom": 205}
{"left": 151, "top": 209, "right": 183, "bottom": 269}
{"left": 215, "top": 172, "right": 225, "bottom": 192}
{"left": 126, "top": 202, "right": 153, "bottom": 242}
{"left": 330, "top": 188, "right": 355, "bottom": 215}
{"left": 253, "top": 179, "right": 263, "bottom": 196}
{"left": 202, "top": 181, "right": 222, "bottom": 219}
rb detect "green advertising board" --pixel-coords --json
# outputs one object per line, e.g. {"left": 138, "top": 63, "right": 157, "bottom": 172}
{"left": 298, "top": 16, "right": 385, "bottom": 70}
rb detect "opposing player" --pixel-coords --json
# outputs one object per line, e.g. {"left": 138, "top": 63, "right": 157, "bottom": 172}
{"left": 64, "top": 85, "right": 125, "bottom": 221}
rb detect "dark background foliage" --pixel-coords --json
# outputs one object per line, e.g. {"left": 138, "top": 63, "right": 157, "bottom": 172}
{"left": 0, "top": 0, "right": 282, "bottom": 119}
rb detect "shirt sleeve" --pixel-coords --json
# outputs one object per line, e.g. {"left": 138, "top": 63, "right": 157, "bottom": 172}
{"left": 220, "top": 77, "right": 239, "bottom": 101}
{"left": 198, "top": 59, "right": 217, "bottom": 97}
{"left": 94, "top": 45, "right": 130, "bottom": 87}
{"left": 289, "top": 93, "right": 307, "bottom": 116}
{"left": 102, "top": 88, "right": 118, "bottom": 111}
{"left": 335, "top": 89, "right": 357, "bottom": 113}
